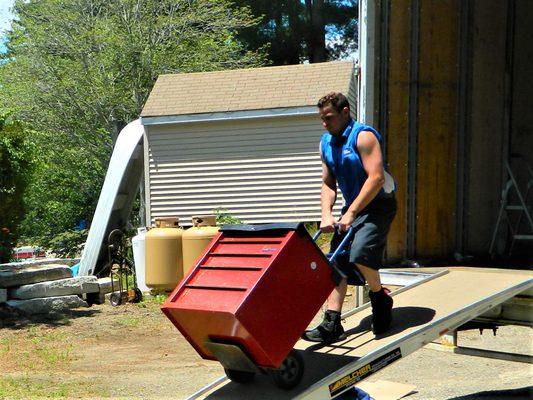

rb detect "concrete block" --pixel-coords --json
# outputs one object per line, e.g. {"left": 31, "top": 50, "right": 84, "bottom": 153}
{"left": 80, "top": 276, "right": 100, "bottom": 294}
{"left": 86, "top": 291, "right": 129, "bottom": 306}
{"left": 97, "top": 277, "right": 120, "bottom": 294}
{"left": 0, "top": 264, "right": 72, "bottom": 288}
{"left": 0, "top": 288, "right": 6, "bottom": 303}
{"left": 6, "top": 295, "right": 88, "bottom": 315}
{"left": 84, "top": 277, "right": 121, "bottom": 305}
{"left": 8, "top": 276, "right": 99, "bottom": 300}
{"left": 0, "top": 257, "right": 80, "bottom": 268}
{"left": 86, "top": 291, "right": 105, "bottom": 305}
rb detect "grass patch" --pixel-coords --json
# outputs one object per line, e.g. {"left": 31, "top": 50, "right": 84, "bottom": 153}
{"left": 304, "top": 221, "right": 333, "bottom": 252}
{"left": 137, "top": 293, "right": 167, "bottom": 307}
{"left": 30, "top": 330, "right": 73, "bottom": 367}
{"left": 120, "top": 316, "right": 143, "bottom": 327}
{"left": 316, "top": 231, "right": 333, "bottom": 252}
{"left": 0, "top": 337, "right": 12, "bottom": 356}
{"left": 0, "top": 374, "right": 106, "bottom": 399}
{"left": 1, "top": 327, "right": 75, "bottom": 371}
{"left": 34, "top": 342, "right": 72, "bottom": 365}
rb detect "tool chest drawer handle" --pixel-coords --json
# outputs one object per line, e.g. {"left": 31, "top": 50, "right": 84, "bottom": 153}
{"left": 184, "top": 284, "right": 248, "bottom": 292}
{"left": 199, "top": 265, "right": 263, "bottom": 271}
{"left": 219, "top": 239, "right": 283, "bottom": 244}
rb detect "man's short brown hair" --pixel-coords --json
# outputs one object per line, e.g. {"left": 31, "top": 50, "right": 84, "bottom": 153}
{"left": 317, "top": 92, "right": 350, "bottom": 113}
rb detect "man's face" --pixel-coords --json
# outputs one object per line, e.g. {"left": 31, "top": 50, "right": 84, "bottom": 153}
{"left": 318, "top": 105, "right": 350, "bottom": 136}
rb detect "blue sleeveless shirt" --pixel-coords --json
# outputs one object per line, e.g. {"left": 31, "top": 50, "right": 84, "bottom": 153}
{"left": 320, "top": 120, "right": 390, "bottom": 212}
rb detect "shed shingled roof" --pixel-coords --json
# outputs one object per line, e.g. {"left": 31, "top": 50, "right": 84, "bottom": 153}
{"left": 141, "top": 61, "right": 355, "bottom": 117}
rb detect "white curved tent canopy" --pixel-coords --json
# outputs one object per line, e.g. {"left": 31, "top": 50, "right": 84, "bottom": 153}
{"left": 78, "top": 119, "right": 144, "bottom": 276}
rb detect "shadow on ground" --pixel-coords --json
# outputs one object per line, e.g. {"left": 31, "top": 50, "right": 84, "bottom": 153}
{"left": 209, "top": 307, "right": 438, "bottom": 399}
{"left": 0, "top": 305, "right": 101, "bottom": 330}
{"left": 305, "top": 306, "right": 437, "bottom": 354}
{"left": 204, "top": 350, "right": 355, "bottom": 400}
{"left": 448, "top": 386, "right": 533, "bottom": 399}
{"left": 373, "top": 306, "right": 436, "bottom": 339}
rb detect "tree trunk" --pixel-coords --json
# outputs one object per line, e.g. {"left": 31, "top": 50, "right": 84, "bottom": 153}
{"left": 306, "top": 0, "right": 326, "bottom": 62}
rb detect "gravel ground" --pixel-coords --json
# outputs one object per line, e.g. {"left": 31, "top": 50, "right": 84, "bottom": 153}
{"left": 367, "top": 325, "right": 532, "bottom": 400}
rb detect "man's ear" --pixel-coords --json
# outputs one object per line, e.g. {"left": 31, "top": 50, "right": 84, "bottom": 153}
{"left": 342, "top": 107, "right": 350, "bottom": 117}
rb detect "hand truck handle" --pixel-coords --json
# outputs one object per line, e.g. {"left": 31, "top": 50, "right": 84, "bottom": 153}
{"left": 312, "top": 226, "right": 355, "bottom": 263}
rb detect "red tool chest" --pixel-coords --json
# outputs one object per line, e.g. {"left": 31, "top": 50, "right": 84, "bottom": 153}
{"left": 161, "top": 223, "right": 336, "bottom": 369}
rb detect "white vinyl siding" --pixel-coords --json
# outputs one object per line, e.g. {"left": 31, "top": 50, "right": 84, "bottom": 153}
{"left": 146, "top": 115, "right": 343, "bottom": 226}
{"left": 348, "top": 73, "right": 358, "bottom": 119}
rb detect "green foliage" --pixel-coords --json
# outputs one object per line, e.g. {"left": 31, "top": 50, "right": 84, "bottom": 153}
{"left": 0, "top": 114, "right": 35, "bottom": 262}
{"left": 18, "top": 130, "right": 105, "bottom": 245}
{"left": 0, "top": 0, "right": 267, "bottom": 246}
{"left": 44, "top": 229, "right": 88, "bottom": 258}
{"left": 1, "top": 0, "right": 267, "bottom": 137}
{"left": 214, "top": 208, "right": 242, "bottom": 225}
{"left": 0, "top": 228, "right": 15, "bottom": 263}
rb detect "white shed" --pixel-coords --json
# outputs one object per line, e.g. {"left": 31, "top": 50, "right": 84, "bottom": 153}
{"left": 140, "top": 61, "right": 357, "bottom": 226}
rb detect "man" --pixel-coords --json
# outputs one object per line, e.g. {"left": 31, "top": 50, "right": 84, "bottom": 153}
{"left": 302, "top": 92, "right": 397, "bottom": 343}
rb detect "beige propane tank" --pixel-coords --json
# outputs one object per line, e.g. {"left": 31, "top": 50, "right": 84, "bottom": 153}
{"left": 145, "top": 217, "right": 184, "bottom": 292}
{"left": 182, "top": 215, "right": 219, "bottom": 275}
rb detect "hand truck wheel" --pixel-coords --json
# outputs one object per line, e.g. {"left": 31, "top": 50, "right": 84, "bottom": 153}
{"left": 271, "top": 350, "right": 304, "bottom": 390}
{"left": 133, "top": 288, "right": 143, "bottom": 303}
{"left": 109, "top": 292, "right": 122, "bottom": 307}
{"left": 224, "top": 368, "right": 255, "bottom": 384}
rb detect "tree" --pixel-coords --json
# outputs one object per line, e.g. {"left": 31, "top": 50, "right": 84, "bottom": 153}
{"left": 0, "top": 114, "right": 35, "bottom": 262}
{"left": 1, "top": 0, "right": 267, "bottom": 142}
{"left": 17, "top": 129, "right": 104, "bottom": 247}
{"left": 233, "top": 0, "right": 358, "bottom": 65}
{"left": 0, "top": 0, "right": 266, "bottom": 243}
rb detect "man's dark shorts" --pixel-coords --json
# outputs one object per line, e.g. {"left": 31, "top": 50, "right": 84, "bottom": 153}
{"left": 330, "top": 196, "right": 397, "bottom": 284}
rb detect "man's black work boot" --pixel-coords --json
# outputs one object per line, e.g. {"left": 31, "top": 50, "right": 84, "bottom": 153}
{"left": 301, "top": 310, "right": 347, "bottom": 343}
{"left": 369, "top": 287, "right": 393, "bottom": 335}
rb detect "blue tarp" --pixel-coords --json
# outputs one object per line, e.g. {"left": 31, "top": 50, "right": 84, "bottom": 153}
{"left": 70, "top": 263, "right": 80, "bottom": 277}
{"left": 336, "top": 387, "right": 373, "bottom": 400}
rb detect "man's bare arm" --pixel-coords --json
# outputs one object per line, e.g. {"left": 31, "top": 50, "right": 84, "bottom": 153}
{"left": 320, "top": 161, "right": 337, "bottom": 232}
{"left": 338, "top": 131, "right": 385, "bottom": 229}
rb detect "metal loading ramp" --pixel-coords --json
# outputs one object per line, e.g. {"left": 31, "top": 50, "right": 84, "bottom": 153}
{"left": 189, "top": 267, "right": 532, "bottom": 400}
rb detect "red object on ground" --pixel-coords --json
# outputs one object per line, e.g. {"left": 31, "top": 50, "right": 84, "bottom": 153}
{"left": 161, "top": 224, "right": 336, "bottom": 369}
{"left": 13, "top": 247, "right": 45, "bottom": 260}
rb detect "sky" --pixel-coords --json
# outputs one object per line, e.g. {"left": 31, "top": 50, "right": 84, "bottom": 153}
{"left": 0, "top": 0, "right": 15, "bottom": 53}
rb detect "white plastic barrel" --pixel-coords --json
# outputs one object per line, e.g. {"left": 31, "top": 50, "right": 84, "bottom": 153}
{"left": 132, "top": 227, "right": 149, "bottom": 292}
